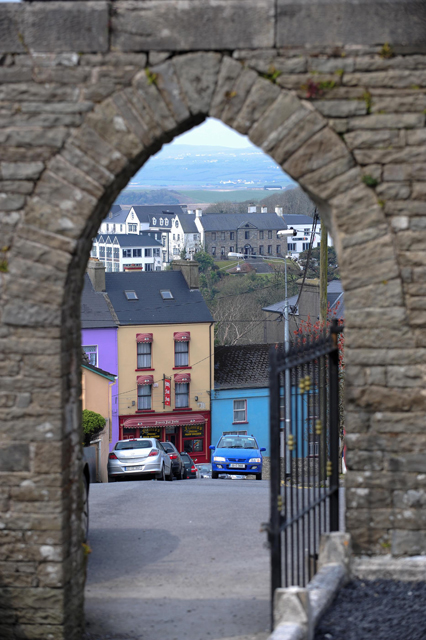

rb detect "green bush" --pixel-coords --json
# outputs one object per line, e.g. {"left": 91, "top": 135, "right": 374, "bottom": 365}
{"left": 82, "top": 409, "right": 106, "bottom": 446}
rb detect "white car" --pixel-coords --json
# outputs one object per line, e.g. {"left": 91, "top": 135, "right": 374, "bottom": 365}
{"left": 108, "top": 438, "right": 173, "bottom": 482}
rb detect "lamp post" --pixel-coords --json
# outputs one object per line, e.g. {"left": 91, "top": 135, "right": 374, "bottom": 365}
{"left": 229, "top": 228, "right": 296, "bottom": 476}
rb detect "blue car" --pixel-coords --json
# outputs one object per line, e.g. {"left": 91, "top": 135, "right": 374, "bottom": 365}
{"left": 210, "top": 434, "right": 266, "bottom": 480}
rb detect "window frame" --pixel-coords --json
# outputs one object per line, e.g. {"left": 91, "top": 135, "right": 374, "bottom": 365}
{"left": 137, "top": 342, "right": 152, "bottom": 370}
{"left": 175, "top": 382, "right": 189, "bottom": 408}
{"left": 137, "top": 384, "right": 152, "bottom": 410}
{"left": 174, "top": 340, "right": 189, "bottom": 367}
{"left": 233, "top": 399, "right": 247, "bottom": 423}
{"left": 83, "top": 345, "right": 98, "bottom": 367}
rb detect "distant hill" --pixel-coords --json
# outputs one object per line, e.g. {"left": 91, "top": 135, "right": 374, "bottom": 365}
{"left": 115, "top": 188, "right": 182, "bottom": 205}
{"left": 127, "top": 144, "right": 294, "bottom": 188}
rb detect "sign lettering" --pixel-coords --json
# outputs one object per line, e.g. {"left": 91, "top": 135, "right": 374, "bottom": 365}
{"left": 183, "top": 424, "right": 204, "bottom": 438}
{"left": 164, "top": 377, "right": 171, "bottom": 407}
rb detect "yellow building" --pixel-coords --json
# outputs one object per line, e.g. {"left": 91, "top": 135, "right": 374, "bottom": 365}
{"left": 101, "top": 261, "right": 214, "bottom": 463}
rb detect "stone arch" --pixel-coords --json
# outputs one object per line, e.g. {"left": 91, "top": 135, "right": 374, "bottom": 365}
{"left": 1, "top": 48, "right": 423, "bottom": 639}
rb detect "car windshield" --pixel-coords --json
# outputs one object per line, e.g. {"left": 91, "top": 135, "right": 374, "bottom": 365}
{"left": 218, "top": 437, "right": 258, "bottom": 449}
{"left": 116, "top": 440, "right": 152, "bottom": 450}
{"left": 161, "top": 442, "right": 174, "bottom": 453}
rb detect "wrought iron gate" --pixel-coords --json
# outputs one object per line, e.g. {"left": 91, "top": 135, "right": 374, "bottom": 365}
{"left": 266, "top": 319, "right": 343, "bottom": 625}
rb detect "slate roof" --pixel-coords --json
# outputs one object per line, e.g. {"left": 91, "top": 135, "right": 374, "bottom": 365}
{"left": 95, "top": 234, "right": 163, "bottom": 247}
{"left": 199, "top": 213, "right": 288, "bottom": 232}
{"left": 282, "top": 214, "right": 315, "bottom": 226}
{"left": 177, "top": 212, "right": 198, "bottom": 233}
{"left": 103, "top": 207, "right": 129, "bottom": 224}
{"left": 82, "top": 360, "right": 116, "bottom": 381}
{"left": 263, "top": 280, "right": 344, "bottom": 319}
{"left": 214, "top": 343, "right": 273, "bottom": 389}
{"left": 104, "top": 271, "right": 213, "bottom": 325}
{"left": 131, "top": 205, "right": 185, "bottom": 224}
{"left": 81, "top": 274, "right": 116, "bottom": 329}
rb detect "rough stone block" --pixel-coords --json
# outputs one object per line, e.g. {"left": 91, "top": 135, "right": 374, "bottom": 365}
{"left": 233, "top": 77, "right": 280, "bottom": 135}
{"left": 344, "top": 129, "right": 401, "bottom": 150}
{"left": 220, "top": 68, "right": 258, "bottom": 128}
{"left": 0, "top": 2, "right": 109, "bottom": 54}
{"left": 0, "top": 162, "right": 44, "bottom": 181}
{"left": 273, "top": 585, "right": 311, "bottom": 637}
{"left": 133, "top": 70, "right": 177, "bottom": 133}
{"left": 348, "top": 113, "right": 425, "bottom": 130}
{"left": 209, "top": 56, "right": 244, "bottom": 119}
{"left": 111, "top": 0, "right": 275, "bottom": 51}
{"left": 284, "top": 125, "right": 349, "bottom": 179}
{"left": 173, "top": 53, "right": 222, "bottom": 116}
{"left": 269, "top": 109, "right": 326, "bottom": 166}
{"left": 314, "top": 100, "right": 366, "bottom": 118}
{"left": 0, "top": 444, "right": 30, "bottom": 472}
{"left": 392, "top": 530, "right": 426, "bottom": 556}
{"left": 151, "top": 60, "right": 191, "bottom": 125}
{"left": 248, "top": 91, "right": 301, "bottom": 149}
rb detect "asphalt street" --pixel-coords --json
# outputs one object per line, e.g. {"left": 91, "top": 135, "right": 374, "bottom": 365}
{"left": 84, "top": 477, "right": 271, "bottom": 640}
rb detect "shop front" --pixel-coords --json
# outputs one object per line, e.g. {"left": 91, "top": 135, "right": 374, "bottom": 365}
{"left": 118, "top": 411, "right": 211, "bottom": 463}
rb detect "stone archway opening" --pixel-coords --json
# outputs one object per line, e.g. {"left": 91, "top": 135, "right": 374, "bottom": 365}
{"left": 2, "top": 38, "right": 423, "bottom": 639}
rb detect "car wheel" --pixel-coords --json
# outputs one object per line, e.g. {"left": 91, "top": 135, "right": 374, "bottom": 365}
{"left": 157, "top": 465, "right": 165, "bottom": 481}
{"left": 182, "top": 468, "right": 188, "bottom": 479}
{"left": 108, "top": 475, "right": 116, "bottom": 483}
{"left": 166, "top": 465, "right": 173, "bottom": 481}
{"left": 256, "top": 473, "right": 262, "bottom": 481}
{"left": 212, "top": 471, "right": 219, "bottom": 479}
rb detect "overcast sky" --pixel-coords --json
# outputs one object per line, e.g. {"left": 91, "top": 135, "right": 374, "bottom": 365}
{"left": 174, "top": 118, "right": 252, "bottom": 148}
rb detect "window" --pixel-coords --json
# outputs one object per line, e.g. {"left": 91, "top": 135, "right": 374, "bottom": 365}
{"left": 137, "top": 342, "right": 151, "bottom": 369}
{"left": 160, "top": 290, "right": 173, "bottom": 299}
{"left": 125, "top": 290, "right": 138, "bottom": 300}
{"left": 177, "top": 234, "right": 180, "bottom": 240}
{"left": 276, "top": 245, "right": 281, "bottom": 254}
{"left": 138, "top": 385, "right": 151, "bottom": 410}
{"left": 221, "top": 247, "right": 225, "bottom": 256}
{"left": 165, "top": 218, "right": 169, "bottom": 226}
{"left": 193, "top": 234, "right": 198, "bottom": 241}
{"left": 304, "top": 228, "right": 310, "bottom": 233}
{"left": 211, "top": 232, "right": 216, "bottom": 240}
{"left": 230, "top": 246, "right": 234, "bottom": 253}
{"left": 152, "top": 217, "right": 156, "bottom": 225}
{"left": 288, "top": 243, "right": 296, "bottom": 251}
{"left": 173, "top": 234, "right": 175, "bottom": 241}
{"left": 211, "top": 246, "right": 216, "bottom": 256}
{"left": 175, "top": 220, "right": 179, "bottom": 228}
{"left": 153, "top": 248, "right": 160, "bottom": 257}
{"left": 145, "top": 248, "right": 152, "bottom": 257}
{"left": 184, "top": 438, "right": 203, "bottom": 453}
{"left": 99, "top": 246, "right": 105, "bottom": 258}
{"left": 259, "top": 231, "right": 264, "bottom": 240}
{"left": 173, "top": 248, "right": 179, "bottom": 255}
{"left": 128, "top": 224, "right": 138, "bottom": 232}
{"left": 175, "top": 383, "right": 189, "bottom": 408}
{"left": 113, "top": 263, "right": 119, "bottom": 272}
{"left": 131, "top": 212, "right": 134, "bottom": 219}
{"left": 259, "top": 245, "right": 263, "bottom": 255}
{"left": 112, "top": 224, "right": 116, "bottom": 233}
{"left": 245, "top": 230, "right": 250, "bottom": 239}
{"left": 83, "top": 345, "right": 97, "bottom": 366}
{"left": 145, "top": 263, "right": 153, "bottom": 271}
{"left": 120, "top": 224, "right": 123, "bottom": 232}
{"left": 233, "top": 399, "right": 247, "bottom": 423}
{"left": 303, "top": 242, "right": 310, "bottom": 251}
{"left": 162, "top": 251, "right": 166, "bottom": 261}
{"left": 268, "top": 230, "right": 272, "bottom": 239}
{"left": 175, "top": 341, "right": 188, "bottom": 367}
{"left": 162, "top": 236, "right": 166, "bottom": 246}
{"left": 160, "top": 218, "right": 164, "bottom": 226}
{"left": 90, "top": 246, "right": 97, "bottom": 257}
{"left": 221, "top": 232, "right": 225, "bottom": 240}
{"left": 123, "top": 249, "right": 131, "bottom": 258}
{"left": 230, "top": 232, "right": 235, "bottom": 240}
{"left": 106, "top": 263, "right": 112, "bottom": 272}
{"left": 268, "top": 245, "right": 272, "bottom": 254}
{"left": 106, "top": 246, "right": 112, "bottom": 258}
{"left": 133, "top": 249, "right": 142, "bottom": 257}
{"left": 113, "top": 247, "right": 119, "bottom": 259}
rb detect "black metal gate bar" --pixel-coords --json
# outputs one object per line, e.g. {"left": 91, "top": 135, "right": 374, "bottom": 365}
{"left": 267, "top": 320, "right": 343, "bottom": 630}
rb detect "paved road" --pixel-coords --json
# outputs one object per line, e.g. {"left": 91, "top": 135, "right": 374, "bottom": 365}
{"left": 84, "top": 477, "right": 271, "bottom": 640}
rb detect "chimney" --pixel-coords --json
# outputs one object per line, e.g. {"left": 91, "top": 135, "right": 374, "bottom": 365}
{"left": 195, "top": 209, "right": 202, "bottom": 218}
{"left": 87, "top": 258, "right": 106, "bottom": 292}
{"left": 275, "top": 207, "right": 283, "bottom": 217}
{"left": 248, "top": 205, "right": 257, "bottom": 213}
{"left": 187, "top": 209, "right": 194, "bottom": 215}
{"left": 261, "top": 206, "right": 268, "bottom": 213}
{"left": 172, "top": 259, "right": 200, "bottom": 290}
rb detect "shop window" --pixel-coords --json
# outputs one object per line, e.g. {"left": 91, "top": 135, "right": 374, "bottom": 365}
{"left": 184, "top": 439, "right": 203, "bottom": 453}
{"left": 138, "top": 384, "right": 152, "bottom": 410}
{"left": 175, "top": 382, "right": 189, "bottom": 408}
{"left": 233, "top": 399, "right": 247, "bottom": 423}
{"left": 175, "top": 341, "right": 189, "bottom": 367}
{"left": 137, "top": 342, "right": 151, "bottom": 368}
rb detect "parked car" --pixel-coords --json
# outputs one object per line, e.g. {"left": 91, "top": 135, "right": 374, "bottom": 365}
{"left": 209, "top": 435, "right": 266, "bottom": 480}
{"left": 180, "top": 452, "right": 199, "bottom": 479}
{"left": 108, "top": 438, "right": 173, "bottom": 482}
{"left": 161, "top": 441, "right": 186, "bottom": 479}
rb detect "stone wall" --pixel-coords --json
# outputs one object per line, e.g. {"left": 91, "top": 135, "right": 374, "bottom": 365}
{"left": 0, "top": 1, "right": 425, "bottom": 638}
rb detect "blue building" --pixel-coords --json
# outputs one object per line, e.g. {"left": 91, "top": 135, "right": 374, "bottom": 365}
{"left": 212, "top": 344, "right": 271, "bottom": 455}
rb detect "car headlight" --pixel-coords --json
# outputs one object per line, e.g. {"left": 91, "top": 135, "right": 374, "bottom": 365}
{"left": 213, "top": 456, "right": 226, "bottom": 462}
{"left": 248, "top": 458, "right": 261, "bottom": 463}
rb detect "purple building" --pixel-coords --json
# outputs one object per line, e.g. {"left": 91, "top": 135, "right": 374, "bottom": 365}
{"left": 81, "top": 269, "right": 119, "bottom": 450}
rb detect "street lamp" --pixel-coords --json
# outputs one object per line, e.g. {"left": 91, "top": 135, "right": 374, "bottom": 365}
{"left": 228, "top": 229, "right": 296, "bottom": 476}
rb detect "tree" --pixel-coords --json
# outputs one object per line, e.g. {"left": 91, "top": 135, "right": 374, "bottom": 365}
{"left": 82, "top": 409, "right": 106, "bottom": 446}
{"left": 299, "top": 245, "right": 339, "bottom": 281}
{"left": 193, "top": 250, "right": 215, "bottom": 273}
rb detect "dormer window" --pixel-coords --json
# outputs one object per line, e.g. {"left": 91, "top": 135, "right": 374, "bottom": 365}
{"left": 165, "top": 218, "right": 169, "bottom": 226}
{"left": 152, "top": 217, "right": 156, "bottom": 225}
{"left": 125, "top": 291, "right": 138, "bottom": 300}
{"left": 175, "top": 220, "right": 179, "bottom": 228}
{"left": 160, "top": 218, "right": 164, "bottom": 226}
{"left": 160, "top": 290, "right": 173, "bottom": 300}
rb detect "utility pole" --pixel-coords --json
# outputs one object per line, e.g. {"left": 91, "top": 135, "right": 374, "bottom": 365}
{"left": 320, "top": 218, "right": 328, "bottom": 325}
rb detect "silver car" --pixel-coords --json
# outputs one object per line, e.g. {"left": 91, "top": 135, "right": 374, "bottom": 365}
{"left": 108, "top": 438, "right": 173, "bottom": 482}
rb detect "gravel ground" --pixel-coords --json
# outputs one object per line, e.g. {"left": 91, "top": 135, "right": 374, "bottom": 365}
{"left": 314, "top": 579, "right": 426, "bottom": 640}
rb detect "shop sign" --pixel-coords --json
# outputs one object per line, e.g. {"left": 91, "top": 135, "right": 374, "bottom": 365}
{"left": 164, "top": 376, "right": 171, "bottom": 406}
{"left": 141, "top": 427, "right": 161, "bottom": 438}
{"left": 183, "top": 424, "right": 204, "bottom": 438}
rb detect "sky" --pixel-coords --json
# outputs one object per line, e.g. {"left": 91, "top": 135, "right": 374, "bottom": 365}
{"left": 173, "top": 118, "right": 252, "bottom": 149}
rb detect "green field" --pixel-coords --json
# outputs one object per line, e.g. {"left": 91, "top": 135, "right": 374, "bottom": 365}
{"left": 176, "top": 189, "right": 267, "bottom": 203}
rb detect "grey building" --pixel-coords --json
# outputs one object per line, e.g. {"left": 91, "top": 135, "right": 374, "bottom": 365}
{"left": 194, "top": 211, "right": 289, "bottom": 259}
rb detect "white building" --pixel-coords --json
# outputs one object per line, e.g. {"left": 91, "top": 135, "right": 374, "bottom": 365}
{"left": 275, "top": 209, "right": 332, "bottom": 257}
{"left": 170, "top": 210, "right": 202, "bottom": 259}
{"left": 91, "top": 234, "right": 163, "bottom": 272}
